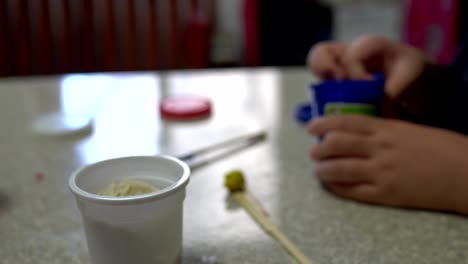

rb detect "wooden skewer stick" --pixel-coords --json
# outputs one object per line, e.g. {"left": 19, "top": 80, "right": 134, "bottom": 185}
{"left": 246, "top": 191, "right": 270, "bottom": 217}
{"left": 233, "top": 193, "right": 313, "bottom": 264}
{"left": 225, "top": 171, "right": 314, "bottom": 264}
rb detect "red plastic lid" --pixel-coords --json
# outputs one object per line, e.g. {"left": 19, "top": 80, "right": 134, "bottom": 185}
{"left": 160, "top": 95, "right": 212, "bottom": 120}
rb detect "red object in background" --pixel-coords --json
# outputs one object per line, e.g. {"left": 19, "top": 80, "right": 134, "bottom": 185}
{"left": 81, "top": 0, "right": 94, "bottom": 72}
{"left": 243, "top": 0, "right": 259, "bottom": 66}
{"left": 124, "top": 0, "right": 137, "bottom": 71}
{"left": 403, "top": 0, "right": 459, "bottom": 65}
{"left": 38, "top": 0, "right": 52, "bottom": 75}
{"left": 15, "top": 0, "right": 31, "bottom": 75}
{"left": 168, "top": 0, "right": 180, "bottom": 68}
{"left": 146, "top": 0, "right": 159, "bottom": 70}
{"left": 0, "top": 1, "right": 8, "bottom": 76}
{"left": 1, "top": 0, "right": 213, "bottom": 76}
{"left": 59, "top": 0, "right": 73, "bottom": 73}
{"left": 183, "top": 0, "right": 210, "bottom": 68}
{"left": 103, "top": 0, "right": 116, "bottom": 71}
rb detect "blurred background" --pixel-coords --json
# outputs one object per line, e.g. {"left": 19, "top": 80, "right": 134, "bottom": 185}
{"left": 0, "top": 0, "right": 464, "bottom": 77}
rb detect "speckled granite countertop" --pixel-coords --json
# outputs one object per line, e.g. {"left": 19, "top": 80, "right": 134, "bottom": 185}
{"left": 1, "top": 68, "right": 468, "bottom": 264}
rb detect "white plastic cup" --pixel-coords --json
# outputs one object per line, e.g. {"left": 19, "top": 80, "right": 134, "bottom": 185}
{"left": 68, "top": 155, "right": 190, "bottom": 264}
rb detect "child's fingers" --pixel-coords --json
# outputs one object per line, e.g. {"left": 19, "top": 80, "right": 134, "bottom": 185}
{"left": 384, "top": 58, "right": 426, "bottom": 99}
{"left": 327, "top": 182, "right": 380, "bottom": 204}
{"left": 308, "top": 115, "right": 378, "bottom": 136}
{"left": 311, "top": 131, "right": 372, "bottom": 160}
{"left": 341, "top": 59, "right": 373, "bottom": 80}
{"left": 309, "top": 53, "right": 345, "bottom": 80}
{"left": 315, "top": 158, "right": 373, "bottom": 184}
{"left": 307, "top": 42, "right": 347, "bottom": 80}
{"left": 321, "top": 64, "right": 346, "bottom": 81}
{"left": 341, "top": 35, "right": 389, "bottom": 80}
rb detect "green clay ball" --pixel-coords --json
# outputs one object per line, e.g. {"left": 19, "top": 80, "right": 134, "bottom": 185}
{"left": 224, "top": 170, "right": 246, "bottom": 192}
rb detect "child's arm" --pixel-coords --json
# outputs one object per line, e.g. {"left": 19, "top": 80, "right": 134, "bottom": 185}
{"left": 401, "top": 41, "right": 468, "bottom": 135}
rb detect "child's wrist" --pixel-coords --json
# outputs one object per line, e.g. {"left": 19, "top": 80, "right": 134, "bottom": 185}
{"left": 393, "top": 64, "right": 454, "bottom": 124}
{"left": 454, "top": 192, "right": 468, "bottom": 215}
{"left": 452, "top": 165, "right": 468, "bottom": 215}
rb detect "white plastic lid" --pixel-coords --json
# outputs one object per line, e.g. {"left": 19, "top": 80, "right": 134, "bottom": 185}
{"left": 31, "top": 112, "right": 93, "bottom": 137}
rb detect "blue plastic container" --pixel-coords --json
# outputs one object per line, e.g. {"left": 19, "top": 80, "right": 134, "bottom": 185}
{"left": 310, "top": 74, "right": 385, "bottom": 118}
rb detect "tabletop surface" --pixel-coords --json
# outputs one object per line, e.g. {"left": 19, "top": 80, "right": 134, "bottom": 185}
{"left": 1, "top": 68, "right": 468, "bottom": 264}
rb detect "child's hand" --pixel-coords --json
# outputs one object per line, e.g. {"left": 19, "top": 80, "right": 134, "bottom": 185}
{"left": 307, "top": 42, "right": 347, "bottom": 80}
{"left": 307, "top": 35, "right": 429, "bottom": 98}
{"left": 308, "top": 115, "right": 468, "bottom": 214}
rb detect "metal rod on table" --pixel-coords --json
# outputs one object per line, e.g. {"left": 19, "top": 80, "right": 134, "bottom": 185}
{"left": 177, "top": 131, "right": 266, "bottom": 161}
{"left": 176, "top": 131, "right": 267, "bottom": 168}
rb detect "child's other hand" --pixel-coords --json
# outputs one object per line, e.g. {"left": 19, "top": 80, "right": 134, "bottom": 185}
{"left": 308, "top": 115, "right": 468, "bottom": 215}
{"left": 307, "top": 35, "right": 429, "bottom": 99}
{"left": 307, "top": 42, "right": 347, "bottom": 80}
